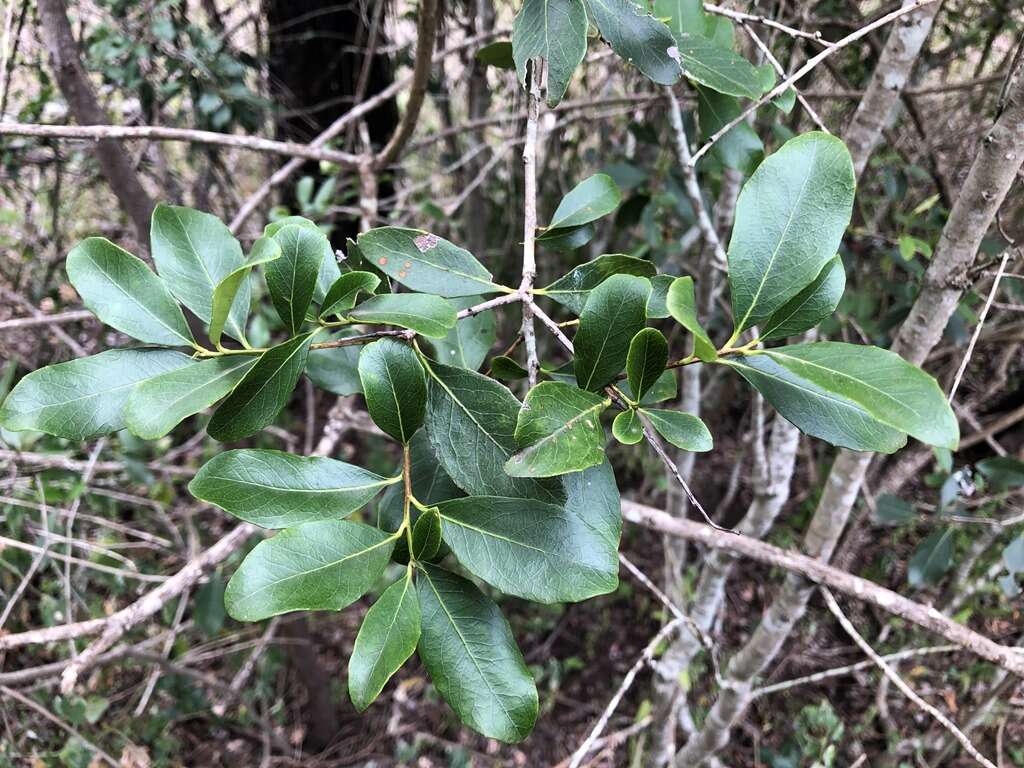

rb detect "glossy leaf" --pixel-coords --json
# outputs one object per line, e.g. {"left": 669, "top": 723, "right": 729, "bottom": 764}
{"left": 189, "top": 449, "right": 395, "bottom": 528}
{"left": 724, "top": 342, "right": 959, "bottom": 453}
{"left": 476, "top": 40, "right": 515, "bottom": 70}
{"left": 416, "top": 564, "right": 538, "bottom": 742}
{"left": 320, "top": 271, "right": 381, "bottom": 318}
{"left": 305, "top": 330, "right": 362, "bottom": 395}
{"left": 438, "top": 495, "right": 619, "bottom": 602}
{"left": 727, "top": 133, "right": 855, "bottom": 335}
{"left": 264, "top": 216, "right": 339, "bottom": 303}
{"left": 411, "top": 508, "right": 443, "bottom": 561}
{"left": 266, "top": 224, "right": 326, "bottom": 334}
{"left": 224, "top": 520, "right": 394, "bottom": 621}
{"left": 428, "top": 296, "right": 496, "bottom": 371}
{"left": 348, "top": 569, "right": 421, "bottom": 712}
{"left": 642, "top": 408, "right": 713, "bottom": 451}
{"left": 207, "top": 333, "right": 315, "bottom": 442}
{"left": 346, "top": 294, "right": 457, "bottom": 339}
{"left": 612, "top": 409, "right": 643, "bottom": 444}
{"left": 66, "top": 237, "right": 194, "bottom": 347}
{"left": 151, "top": 204, "right": 249, "bottom": 342}
{"left": 125, "top": 356, "right": 256, "bottom": 439}
{"left": 646, "top": 274, "right": 675, "bottom": 319}
{"left": 0, "top": 349, "right": 190, "bottom": 440}
{"left": 673, "top": 32, "right": 763, "bottom": 98}
{"left": 356, "top": 227, "right": 500, "bottom": 297}
{"left": 543, "top": 254, "right": 657, "bottom": 314}
{"left": 586, "top": 0, "right": 681, "bottom": 85}
{"left": 654, "top": 0, "right": 713, "bottom": 40}
{"left": 760, "top": 255, "right": 845, "bottom": 341}
{"left": 620, "top": 369, "right": 678, "bottom": 406}
{"left": 697, "top": 87, "right": 763, "bottom": 174}
{"left": 491, "top": 355, "right": 529, "bottom": 381}
{"left": 548, "top": 174, "right": 622, "bottom": 230}
{"left": 574, "top": 274, "right": 651, "bottom": 391}
{"left": 534, "top": 223, "right": 596, "bottom": 252}
{"left": 210, "top": 236, "right": 280, "bottom": 348}
{"left": 512, "top": 0, "right": 588, "bottom": 106}
{"left": 358, "top": 339, "right": 426, "bottom": 443}
{"left": 626, "top": 328, "right": 668, "bottom": 403}
{"left": 506, "top": 382, "right": 609, "bottom": 477}
{"left": 667, "top": 276, "right": 717, "bottom": 361}
{"left": 908, "top": 528, "right": 953, "bottom": 588}
{"left": 423, "top": 360, "right": 562, "bottom": 502}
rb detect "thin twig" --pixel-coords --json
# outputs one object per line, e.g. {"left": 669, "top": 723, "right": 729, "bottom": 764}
{"left": 520, "top": 60, "right": 544, "bottom": 387}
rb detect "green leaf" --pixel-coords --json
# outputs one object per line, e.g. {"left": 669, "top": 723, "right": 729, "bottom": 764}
{"left": 642, "top": 408, "right": 712, "bottom": 451}
{"left": 672, "top": 32, "right": 762, "bottom": 98}
{"left": 207, "top": 333, "right": 315, "bottom": 442}
{"left": 348, "top": 569, "right": 421, "bottom": 711}
{"left": 346, "top": 294, "right": 457, "bottom": 339}
{"left": 760, "top": 255, "right": 845, "bottom": 341}
{"left": 646, "top": 274, "right": 675, "bottom": 319}
{"left": 305, "top": 330, "right": 362, "bottom": 395}
{"left": 548, "top": 174, "right": 622, "bottom": 230}
{"left": 411, "top": 508, "right": 443, "bottom": 561}
{"left": 626, "top": 328, "right": 668, "bottom": 403}
{"left": 377, "top": 431, "right": 464, "bottom": 533}
{"left": 225, "top": 520, "right": 395, "bottom": 621}
{"left": 724, "top": 342, "right": 959, "bottom": 453}
{"left": 266, "top": 224, "right": 326, "bottom": 334}
{"left": 0, "top": 349, "right": 191, "bottom": 440}
{"left": 263, "top": 216, "right": 340, "bottom": 303}
{"left": 438, "top": 495, "right": 618, "bottom": 602}
{"left": 492, "top": 355, "right": 529, "bottom": 381}
{"left": 356, "top": 227, "right": 500, "bottom": 297}
{"left": 697, "top": 87, "right": 763, "bottom": 174}
{"left": 194, "top": 573, "right": 226, "bottom": 637}
{"left": 543, "top": 254, "right": 657, "bottom": 314}
{"left": 476, "top": 40, "right": 516, "bottom": 70}
{"left": 358, "top": 339, "right": 426, "bottom": 443}
{"left": 873, "top": 494, "right": 916, "bottom": 526}
{"left": 151, "top": 204, "right": 249, "bottom": 343}
{"left": 210, "top": 236, "right": 281, "bottom": 348}
{"left": 428, "top": 296, "right": 497, "bottom": 371}
{"left": 512, "top": 0, "right": 588, "bottom": 106}
{"left": 66, "top": 237, "right": 194, "bottom": 347}
{"left": 612, "top": 409, "right": 643, "bottom": 444}
{"left": 585, "top": 0, "right": 681, "bottom": 85}
{"left": 505, "top": 382, "right": 609, "bottom": 478}
{"left": 320, "top": 271, "right": 381, "bottom": 319}
{"left": 976, "top": 457, "right": 1024, "bottom": 492}
{"left": 423, "top": 360, "right": 563, "bottom": 501}
{"left": 574, "top": 274, "right": 651, "bottom": 391}
{"left": 654, "top": 0, "right": 711, "bottom": 39}
{"left": 416, "top": 563, "right": 538, "bottom": 742}
{"left": 1003, "top": 536, "right": 1024, "bottom": 574}
{"left": 908, "top": 528, "right": 953, "bottom": 588}
{"left": 125, "top": 356, "right": 256, "bottom": 439}
{"left": 666, "top": 276, "right": 717, "bottom": 361}
{"left": 727, "top": 133, "right": 855, "bottom": 335}
{"left": 535, "top": 223, "right": 596, "bottom": 252}
{"left": 189, "top": 449, "right": 395, "bottom": 528}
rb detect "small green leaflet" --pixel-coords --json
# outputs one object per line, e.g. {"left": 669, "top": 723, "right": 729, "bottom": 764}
{"left": 574, "top": 274, "right": 651, "bottom": 391}
{"left": 348, "top": 568, "right": 421, "bottom": 711}
{"left": 411, "top": 508, "right": 443, "bottom": 561}
{"left": 266, "top": 224, "right": 326, "bottom": 335}
{"left": 505, "top": 382, "right": 609, "bottom": 477}
{"left": 416, "top": 564, "right": 538, "bottom": 742}
{"left": 585, "top": 0, "right": 681, "bottom": 86}
{"left": 697, "top": 87, "right": 763, "bottom": 174}
{"left": 358, "top": 339, "right": 426, "bottom": 444}
{"left": 224, "top": 520, "right": 395, "bottom": 621}
{"left": 151, "top": 204, "right": 250, "bottom": 343}
{"left": 543, "top": 254, "right": 657, "bottom": 314}
{"left": 642, "top": 408, "right": 712, "bottom": 451}
{"left": 207, "top": 332, "right": 315, "bottom": 442}
{"left": 672, "top": 32, "right": 763, "bottom": 99}
{"left": 724, "top": 342, "right": 958, "bottom": 453}
{"left": 189, "top": 449, "right": 396, "bottom": 528}
{"left": 125, "top": 356, "right": 256, "bottom": 439}
{"left": 305, "top": 330, "right": 362, "bottom": 396}
{"left": 476, "top": 40, "right": 515, "bottom": 70}
{"left": 346, "top": 294, "right": 457, "bottom": 339}
{"left": 356, "top": 227, "right": 501, "bottom": 297}
{"left": 612, "top": 409, "right": 643, "bottom": 444}
{"left": 0, "top": 349, "right": 191, "bottom": 440}
{"left": 437, "top": 495, "right": 619, "bottom": 602}
{"left": 626, "top": 328, "right": 668, "bottom": 402}
{"left": 427, "top": 295, "right": 497, "bottom": 371}
{"left": 492, "top": 355, "right": 529, "bottom": 381}
{"left": 320, "top": 271, "right": 381, "bottom": 318}
{"left": 759, "top": 255, "right": 845, "bottom": 341}
{"left": 666, "top": 276, "right": 717, "bottom": 361}
{"left": 264, "top": 215, "right": 340, "bottom": 303}
{"left": 646, "top": 274, "right": 675, "bottom": 319}
{"left": 535, "top": 222, "right": 596, "bottom": 252}
{"left": 512, "top": 0, "right": 588, "bottom": 106}
{"left": 210, "top": 235, "right": 280, "bottom": 348}
{"left": 547, "top": 174, "right": 622, "bottom": 230}
{"left": 66, "top": 237, "right": 194, "bottom": 347}
{"left": 908, "top": 528, "right": 953, "bottom": 588}
{"left": 727, "top": 133, "right": 855, "bottom": 336}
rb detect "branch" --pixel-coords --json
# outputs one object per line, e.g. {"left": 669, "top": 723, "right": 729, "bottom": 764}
{"left": 0, "top": 308, "right": 94, "bottom": 331}
{"left": 520, "top": 62, "right": 544, "bottom": 386}
{"left": 0, "top": 123, "right": 363, "bottom": 166}
{"left": 621, "top": 500, "right": 1024, "bottom": 679}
